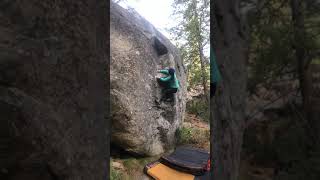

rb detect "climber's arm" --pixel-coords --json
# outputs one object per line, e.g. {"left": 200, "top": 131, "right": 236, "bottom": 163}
{"left": 158, "top": 69, "right": 169, "bottom": 75}
{"left": 159, "top": 75, "right": 171, "bottom": 82}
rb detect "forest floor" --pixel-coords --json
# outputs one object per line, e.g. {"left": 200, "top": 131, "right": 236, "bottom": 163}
{"left": 110, "top": 113, "right": 209, "bottom": 180}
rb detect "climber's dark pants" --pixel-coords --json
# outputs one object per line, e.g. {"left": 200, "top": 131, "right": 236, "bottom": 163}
{"left": 163, "top": 88, "right": 178, "bottom": 95}
{"left": 161, "top": 88, "right": 177, "bottom": 101}
{"left": 157, "top": 78, "right": 177, "bottom": 101}
{"left": 210, "top": 82, "right": 217, "bottom": 98}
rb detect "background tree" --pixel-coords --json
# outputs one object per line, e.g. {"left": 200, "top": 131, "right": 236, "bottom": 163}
{"left": 240, "top": 0, "right": 320, "bottom": 179}
{"left": 246, "top": 0, "right": 320, "bottom": 139}
{"left": 290, "top": 0, "right": 320, "bottom": 142}
{"left": 169, "top": 0, "right": 210, "bottom": 102}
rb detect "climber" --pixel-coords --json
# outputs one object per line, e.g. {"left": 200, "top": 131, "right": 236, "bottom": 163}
{"left": 210, "top": 46, "right": 221, "bottom": 98}
{"left": 157, "top": 67, "right": 180, "bottom": 102}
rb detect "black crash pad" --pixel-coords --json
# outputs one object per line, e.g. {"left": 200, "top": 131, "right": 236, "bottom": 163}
{"left": 160, "top": 146, "right": 210, "bottom": 176}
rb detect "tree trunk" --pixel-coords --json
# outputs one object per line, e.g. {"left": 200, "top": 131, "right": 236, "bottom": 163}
{"left": 194, "top": 0, "right": 209, "bottom": 102}
{"left": 290, "top": 0, "right": 316, "bottom": 142}
{"left": 211, "top": 0, "right": 248, "bottom": 179}
{"left": 291, "top": 0, "right": 310, "bottom": 114}
{"left": 198, "top": 42, "right": 209, "bottom": 103}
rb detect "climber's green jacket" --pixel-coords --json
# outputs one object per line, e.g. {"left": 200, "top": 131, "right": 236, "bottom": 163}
{"left": 158, "top": 69, "right": 180, "bottom": 89}
{"left": 210, "top": 46, "right": 222, "bottom": 83}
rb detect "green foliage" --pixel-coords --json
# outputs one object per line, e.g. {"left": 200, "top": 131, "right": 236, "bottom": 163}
{"left": 313, "top": 58, "right": 320, "bottom": 64}
{"left": 248, "top": 0, "right": 294, "bottom": 89}
{"left": 186, "top": 98, "right": 209, "bottom": 121}
{"left": 122, "top": 158, "right": 140, "bottom": 170}
{"left": 176, "top": 126, "right": 209, "bottom": 145}
{"left": 110, "top": 156, "right": 160, "bottom": 180}
{"left": 176, "top": 126, "right": 193, "bottom": 144}
{"left": 247, "top": 0, "right": 320, "bottom": 91}
{"left": 187, "top": 58, "right": 210, "bottom": 88}
{"left": 169, "top": 0, "right": 210, "bottom": 90}
{"left": 110, "top": 166, "right": 123, "bottom": 180}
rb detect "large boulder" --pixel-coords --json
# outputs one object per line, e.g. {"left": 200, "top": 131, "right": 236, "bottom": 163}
{"left": 110, "top": 2, "right": 187, "bottom": 156}
{"left": 0, "top": 1, "right": 108, "bottom": 180}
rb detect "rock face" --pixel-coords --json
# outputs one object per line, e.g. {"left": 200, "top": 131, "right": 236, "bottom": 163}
{"left": 110, "top": 2, "right": 187, "bottom": 156}
{"left": 0, "top": 1, "right": 108, "bottom": 180}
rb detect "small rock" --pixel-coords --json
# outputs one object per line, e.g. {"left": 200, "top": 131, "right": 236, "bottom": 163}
{"left": 112, "top": 161, "right": 124, "bottom": 170}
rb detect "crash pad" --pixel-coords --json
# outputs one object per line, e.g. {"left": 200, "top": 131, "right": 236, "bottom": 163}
{"left": 144, "top": 161, "right": 195, "bottom": 180}
{"left": 160, "top": 146, "right": 210, "bottom": 175}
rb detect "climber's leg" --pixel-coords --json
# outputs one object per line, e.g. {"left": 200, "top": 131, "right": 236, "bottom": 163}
{"left": 160, "top": 88, "right": 169, "bottom": 101}
{"left": 162, "top": 88, "right": 177, "bottom": 102}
